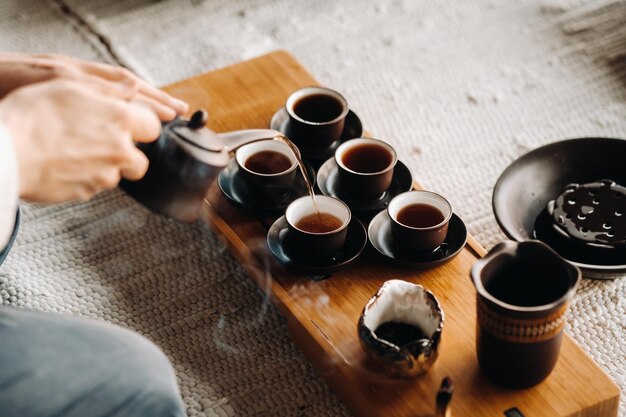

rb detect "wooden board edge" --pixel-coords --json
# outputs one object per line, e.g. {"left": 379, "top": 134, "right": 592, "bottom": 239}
{"left": 565, "top": 338, "right": 622, "bottom": 417}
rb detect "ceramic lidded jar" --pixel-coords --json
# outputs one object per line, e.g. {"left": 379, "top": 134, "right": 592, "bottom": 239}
{"left": 358, "top": 279, "right": 444, "bottom": 378}
{"left": 471, "top": 240, "right": 581, "bottom": 388}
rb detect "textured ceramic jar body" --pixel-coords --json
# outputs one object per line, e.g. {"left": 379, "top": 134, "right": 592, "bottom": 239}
{"left": 471, "top": 240, "right": 580, "bottom": 388}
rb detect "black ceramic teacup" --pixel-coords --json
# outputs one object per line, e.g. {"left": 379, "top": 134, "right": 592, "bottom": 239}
{"left": 235, "top": 139, "right": 299, "bottom": 196}
{"left": 388, "top": 191, "right": 452, "bottom": 254}
{"left": 284, "top": 86, "right": 350, "bottom": 151}
{"left": 285, "top": 195, "right": 351, "bottom": 259}
{"left": 471, "top": 240, "right": 580, "bottom": 389}
{"left": 358, "top": 279, "right": 444, "bottom": 378}
{"left": 335, "top": 138, "right": 397, "bottom": 200}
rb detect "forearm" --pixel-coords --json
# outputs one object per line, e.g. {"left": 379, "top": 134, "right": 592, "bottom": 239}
{"left": 0, "top": 122, "right": 18, "bottom": 250}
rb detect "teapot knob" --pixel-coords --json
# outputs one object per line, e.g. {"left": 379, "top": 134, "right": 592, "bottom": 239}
{"left": 187, "top": 109, "right": 208, "bottom": 129}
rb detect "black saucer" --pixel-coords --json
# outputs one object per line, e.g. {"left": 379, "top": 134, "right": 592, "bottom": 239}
{"left": 368, "top": 210, "right": 467, "bottom": 268}
{"left": 269, "top": 107, "right": 363, "bottom": 166}
{"left": 267, "top": 216, "right": 367, "bottom": 274}
{"left": 218, "top": 159, "right": 316, "bottom": 215}
{"left": 317, "top": 158, "right": 413, "bottom": 215}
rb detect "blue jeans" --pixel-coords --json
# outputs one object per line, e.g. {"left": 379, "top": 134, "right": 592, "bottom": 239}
{"left": 0, "top": 306, "right": 186, "bottom": 417}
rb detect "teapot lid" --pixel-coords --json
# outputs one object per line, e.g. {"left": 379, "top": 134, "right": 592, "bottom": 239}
{"left": 170, "top": 110, "right": 231, "bottom": 167}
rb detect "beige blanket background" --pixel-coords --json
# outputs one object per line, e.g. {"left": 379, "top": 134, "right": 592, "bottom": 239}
{"left": 1, "top": 0, "right": 625, "bottom": 415}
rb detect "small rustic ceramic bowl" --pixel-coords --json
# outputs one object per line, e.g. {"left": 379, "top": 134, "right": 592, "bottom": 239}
{"left": 358, "top": 279, "right": 444, "bottom": 378}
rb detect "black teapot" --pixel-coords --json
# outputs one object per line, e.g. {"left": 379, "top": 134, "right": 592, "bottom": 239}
{"left": 120, "top": 110, "right": 281, "bottom": 222}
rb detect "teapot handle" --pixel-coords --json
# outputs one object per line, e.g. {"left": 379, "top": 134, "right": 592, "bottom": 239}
{"left": 217, "top": 129, "right": 283, "bottom": 152}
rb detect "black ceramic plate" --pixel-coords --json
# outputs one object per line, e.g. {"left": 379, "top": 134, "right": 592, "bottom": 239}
{"left": 269, "top": 107, "right": 363, "bottom": 166}
{"left": 267, "top": 215, "right": 367, "bottom": 274}
{"left": 218, "top": 159, "right": 316, "bottom": 215}
{"left": 368, "top": 210, "right": 467, "bottom": 268}
{"left": 492, "top": 137, "right": 626, "bottom": 278}
{"left": 0, "top": 207, "right": 20, "bottom": 267}
{"left": 317, "top": 158, "right": 413, "bottom": 215}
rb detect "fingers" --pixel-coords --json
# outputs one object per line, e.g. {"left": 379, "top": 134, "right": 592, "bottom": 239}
{"left": 78, "top": 60, "right": 188, "bottom": 115}
{"left": 83, "top": 88, "right": 159, "bottom": 180}
{"left": 82, "top": 73, "right": 177, "bottom": 121}
{"left": 119, "top": 148, "right": 150, "bottom": 181}
{"left": 131, "top": 94, "right": 176, "bottom": 121}
{"left": 37, "top": 165, "right": 124, "bottom": 203}
{"left": 122, "top": 101, "right": 162, "bottom": 143}
{"left": 0, "top": 53, "right": 188, "bottom": 117}
{"left": 78, "top": 73, "right": 139, "bottom": 101}
{"left": 62, "top": 75, "right": 168, "bottom": 133}
{"left": 63, "top": 84, "right": 159, "bottom": 181}
{"left": 70, "top": 148, "right": 149, "bottom": 198}
{"left": 79, "top": 166, "right": 122, "bottom": 200}
{"left": 70, "top": 147, "right": 149, "bottom": 198}
{"left": 135, "top": 78, "right": 188, "bottom": 115}
{"left": 7, "top": 76, "right": 162, "bottom": 204}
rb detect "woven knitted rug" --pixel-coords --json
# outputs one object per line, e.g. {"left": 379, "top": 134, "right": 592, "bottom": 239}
{"left": 1, "top": 0, "right": 625, "bottom": 416}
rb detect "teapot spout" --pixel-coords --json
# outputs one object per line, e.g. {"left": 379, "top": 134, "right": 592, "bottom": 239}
{"left": 218, "top": 129, "right": 283, "bottom": 152}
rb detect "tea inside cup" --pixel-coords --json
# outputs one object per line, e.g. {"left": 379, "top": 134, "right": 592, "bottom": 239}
{"left": 388, "top": 191, "right": 452, "bottom": 254}
{"left": 235, "top": 139, "right": 299, "bottom": 195}
{"left": 284, "top": 86, "right": 349, "bottom": 150}
{"left": 285, "top": 195, "right": 351, "bottom": 258}
{"left": 236, "top": 139, "right": 298, "bottom": 176}
{"left": 286, "top": 86, "right": 349, "bottom": 125}
{"left": 358, "top": 279, "right": 444, "bottom": 378}
{"left": 335, "top": 138, "right": 397, "bottom": 200}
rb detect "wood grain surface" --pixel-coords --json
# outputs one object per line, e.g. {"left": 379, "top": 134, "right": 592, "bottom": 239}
{"left": 163, "top": 50, "right": 620, "bottom": 417}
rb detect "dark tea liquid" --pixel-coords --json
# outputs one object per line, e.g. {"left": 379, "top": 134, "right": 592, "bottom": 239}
{"left": 374, "top": 321, "right": 429, "bottom": 347}
{"left": 293, "top": 93, "right": 344, "bottom": 123}
{"left": 397, "top": 204, "right": 445, "bottom": 228}
{"left": 341, "top": 143, "right": 393, "bottom": 173}
{"left": 295, "top": 212, "right": 343, "bottom": 233}
{"left": 484, "top": 262, "right": 570, "bottom": 307}
{"left": 244, "top": 150, "right": 292, "bottom": 174}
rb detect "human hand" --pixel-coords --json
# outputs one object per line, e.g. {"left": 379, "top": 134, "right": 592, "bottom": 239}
{"left": 0, "top": 53, "right": 187, "bottom": 121}
{"left": 0, "top": 78, "right": 161, "bottom": 203}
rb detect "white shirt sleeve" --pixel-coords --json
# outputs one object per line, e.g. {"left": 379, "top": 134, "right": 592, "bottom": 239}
{"left": 0, "top": 122, "right": 18, "bottom": 250}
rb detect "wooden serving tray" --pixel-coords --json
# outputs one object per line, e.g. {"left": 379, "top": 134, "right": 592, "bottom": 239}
{"left": 163, "top": 51, "right": 620, "bottom": 417}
